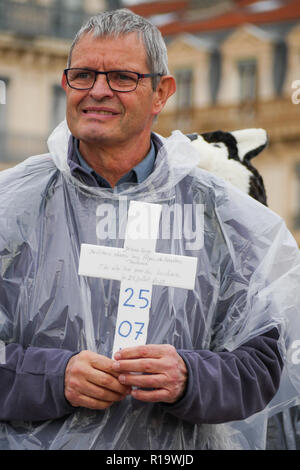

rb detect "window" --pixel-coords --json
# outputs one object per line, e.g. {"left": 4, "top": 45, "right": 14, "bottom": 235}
{"left": 51, "top": 84, "right": 66, "bottom": 130}
{"left": 209, "top": 49, "right": 221, "bottom": 104}
{"left": 174, "top": 68, "right": 193, "bottom": 110}
{"left": 273, "top": 41, "right": 287, "bottom": 96}
{"left": 237, "top": 59, "right": 257, "bottom": 103}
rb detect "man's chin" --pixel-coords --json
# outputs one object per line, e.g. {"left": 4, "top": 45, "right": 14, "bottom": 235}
{"left": 76, "top": 130, "right": 124, "bottom": 147}
{"left": 74, "top": 127, "right": 111, "bottom": 142}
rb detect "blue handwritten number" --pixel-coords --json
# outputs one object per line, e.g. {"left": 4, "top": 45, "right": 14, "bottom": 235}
{"left": 118, "top": 320, "right": 132, "bottom": 338}
{"left": 117, "top": 321, "right": 145, "bottom": 341}
{"left": 138, "top": 289, "right": 150, "bottom": 309}
{"left": 123, "top": 288, "right": 150, "bottom": 308}
{"left": 134, "top": 322, "right": 145, "bottom": 340}
{"left": 123, "top": 288, "right": 135, "bottom": 307}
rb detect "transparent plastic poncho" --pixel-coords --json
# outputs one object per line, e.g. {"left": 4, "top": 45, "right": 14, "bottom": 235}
{"left": 0, "top": 120, "right": 300, "bottom": 450}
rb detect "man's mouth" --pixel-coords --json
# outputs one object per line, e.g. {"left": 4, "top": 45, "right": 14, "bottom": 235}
{"left": 82, "top": 107, "right": 119, "bottom": 115}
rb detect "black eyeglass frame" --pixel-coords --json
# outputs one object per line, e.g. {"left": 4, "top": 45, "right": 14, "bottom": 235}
{"left": 64, "top": 68, "right": 164, "bottom": 92}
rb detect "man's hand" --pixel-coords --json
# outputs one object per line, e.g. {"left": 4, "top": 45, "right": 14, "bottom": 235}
{"left": 65, "top": 350, "right": 131, "bottom": 409}
{"left": 112, "top": 344, "right": 188, "bottom": 404}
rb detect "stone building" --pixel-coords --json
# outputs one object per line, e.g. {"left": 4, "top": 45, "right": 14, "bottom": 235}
{"left": 0, "top": 0, "right": 119, "bottom": 166}
{"left": 149, "top": 0, "right": 300, "bottom": 245}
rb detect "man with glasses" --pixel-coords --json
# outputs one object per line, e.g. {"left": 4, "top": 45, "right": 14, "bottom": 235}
{"left": 0, "top": 8, "right": 299, "bottom": 450}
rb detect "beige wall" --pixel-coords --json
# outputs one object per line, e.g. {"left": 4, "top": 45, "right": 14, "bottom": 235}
{"left": 219, "top": 26, "right": 274, "bottom": 104}
{"left": 166, "top": 35, "right": 211, "bottom": 110}
{"left": 285, "top": 24, "right": 300, "bottom": 96}
{"left": 1, "top": 40, "right": 68, "bottom": 134}
{"left": 0, "top": 33, "right": 69, "bottom": 159}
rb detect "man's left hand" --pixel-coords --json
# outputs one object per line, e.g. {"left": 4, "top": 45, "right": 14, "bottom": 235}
{"left": 112, "top": 344, "right": 188, "bottom": 404}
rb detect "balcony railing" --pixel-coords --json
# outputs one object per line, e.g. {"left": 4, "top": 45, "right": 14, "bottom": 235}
{"left": 0, "top": 0, "right": 90, "bottom": 39}
{"left": 155, "top": 97, "right": 300, "bottom": 141}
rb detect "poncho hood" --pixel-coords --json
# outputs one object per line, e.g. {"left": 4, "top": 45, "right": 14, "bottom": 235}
{"left": 47, "top": 120, "right": 206, "bottom": 200}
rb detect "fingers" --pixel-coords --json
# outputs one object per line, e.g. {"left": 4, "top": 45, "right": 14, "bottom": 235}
{"left": 112, "top": 358, "right": 165, "bottom": 374}
{"left": 114, "top": 344, "right": 169, "bottom": 361}
{"left": 64, "top": 351, "right": 131, "bottom": 409}
{"left": 119, "top": 372, "right": 164, "bottom": 388}
{"left": 85, "top": 365, "right": 129, "bottom": 395}
{"left": 112, "top": 344, "right": 188, "bottom": 404}
{"left": 117, "top": 368, "right": 186, "bottom": 403}
{"left": 82, "top": 372, "right": 130, "bottom": 401}
{"left": 65, "top": 375, "right": 129, "bottom": 409}
{"left": 112, "top": 345, "right": 179, "bottom": 378}
{"left": 64, "top": 346, "right": 188, "bottom": 408}
{"left": 89, "top": 353, "right": 120, "bottom": 377}
{"left": 66, "top": 393, "right": 114, "bottom": 410}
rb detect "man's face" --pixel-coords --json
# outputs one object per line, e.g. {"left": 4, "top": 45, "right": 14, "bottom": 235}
{"left": 62, "top": 32, "right": 167, "bottom": 148}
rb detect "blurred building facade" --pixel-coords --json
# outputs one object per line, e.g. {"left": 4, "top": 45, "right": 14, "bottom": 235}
{"left": 0, "top": 0, "right": 300, "bottom": 244}
{"left": 146, "top": 0, "right": 300, "bottom": 245}
{"left": 0, "top": 0, "right": 120, "bottom": 166}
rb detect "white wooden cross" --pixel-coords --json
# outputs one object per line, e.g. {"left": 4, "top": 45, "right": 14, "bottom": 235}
{"left": 78, "top": 201, "right": 198, "bottom": 357}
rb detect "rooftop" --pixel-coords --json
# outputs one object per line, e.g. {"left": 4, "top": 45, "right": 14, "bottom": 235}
{"left": 126, "top": 0, "right": 300, "bottom": 37}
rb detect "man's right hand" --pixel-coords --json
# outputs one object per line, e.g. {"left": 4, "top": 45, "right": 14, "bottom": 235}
{"left": 64, "top": 350, "right": 131, "bottom": 409}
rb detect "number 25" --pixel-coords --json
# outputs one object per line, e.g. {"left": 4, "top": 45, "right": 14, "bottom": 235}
{"left": 123, "top": 288, "right": 150, "bottom": 309}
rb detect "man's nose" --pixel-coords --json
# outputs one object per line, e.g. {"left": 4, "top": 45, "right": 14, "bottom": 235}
{"left": 89, "top": 73, "right": 114, "bottom": 99}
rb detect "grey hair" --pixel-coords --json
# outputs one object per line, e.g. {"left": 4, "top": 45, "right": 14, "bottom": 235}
{"left": 67, "top": 8, "right": 169, "bottom": 90}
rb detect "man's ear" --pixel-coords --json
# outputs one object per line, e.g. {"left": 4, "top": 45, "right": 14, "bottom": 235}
{"left": 152, "top": 75, "right": 176, "bottom": 116}
{"left": 61, "top": 72, "right": 67, "bottom": 91}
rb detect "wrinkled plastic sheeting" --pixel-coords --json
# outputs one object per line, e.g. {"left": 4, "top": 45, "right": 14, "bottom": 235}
{"left": 267, "top": 406, "right": 300, "bottom": 450}
{"left": 0, "top": 122, "right": 299, "bottom": 449}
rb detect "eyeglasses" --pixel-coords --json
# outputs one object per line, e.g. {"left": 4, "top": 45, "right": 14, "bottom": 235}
{"left": 64, "top": 68, "right": 163, "bottom": 92}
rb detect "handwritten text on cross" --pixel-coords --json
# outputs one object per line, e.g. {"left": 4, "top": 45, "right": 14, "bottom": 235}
{"left": 78, "top": 201, "right": 198, "bottom": 356}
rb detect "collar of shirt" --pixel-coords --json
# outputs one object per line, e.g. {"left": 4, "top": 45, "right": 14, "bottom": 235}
{"left": 68, "top": 137, "right": 156, "bottom": 189}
